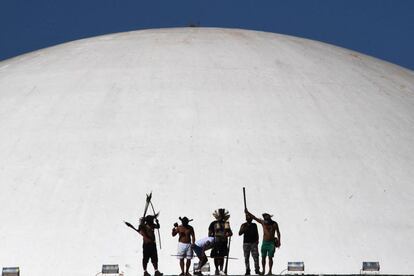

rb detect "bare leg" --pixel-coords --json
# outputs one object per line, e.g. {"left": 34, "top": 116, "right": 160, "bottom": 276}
{"left": 214, "top": 258, "right": 220, "bottom": 272}
{"left": 268, "top": 257, "right": 273, "bottom": 275}
{"left": 180, "top": 259, "right": 185, "bottom": 274}
{"left": 186, "top": 259, "right": 191, "bottom": 274}
{"left": 219, "top": 258, "right": 224, "bottom": 271}
{"left": 261, "top": 257, "right": 266, "bottom": 275}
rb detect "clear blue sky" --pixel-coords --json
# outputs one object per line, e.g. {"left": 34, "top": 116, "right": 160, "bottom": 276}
{"left": 1, "top": 0, "right": 413, "bottom": 70}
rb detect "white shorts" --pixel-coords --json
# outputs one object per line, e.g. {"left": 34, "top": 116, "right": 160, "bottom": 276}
{"left": 177, "top": 242, "right": 193, "bottom": 259}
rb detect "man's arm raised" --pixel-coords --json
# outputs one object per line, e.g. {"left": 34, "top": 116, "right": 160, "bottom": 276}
{"left": 172, "top": 223, "right": 178, "bottom": 237}
{"left": 245, "top": 209, "right": 264, "bottom": 225}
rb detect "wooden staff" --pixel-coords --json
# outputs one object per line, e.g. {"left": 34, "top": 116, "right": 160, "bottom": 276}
{"left": 243, "top": 187, "right": 247, "bottom": 210}
{"left": 224, "top": 236, "right": 232, "bottom": 275}
{"left": 124, "top": 192, "right": 152, "bottom": 232}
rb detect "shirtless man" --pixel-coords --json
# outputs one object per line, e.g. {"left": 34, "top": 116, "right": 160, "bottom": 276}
{"left": 245, "top": 209, "right": 281, "bottom": 275}
{"left": 138, "top": 215, "right": 163, "bottom": 276}
{"left": 172, "top": 217, "right": 196, "bottom": 276}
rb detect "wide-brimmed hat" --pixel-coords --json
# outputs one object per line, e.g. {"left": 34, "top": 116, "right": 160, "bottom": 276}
{"left": 179, "top": 216, "right": 193, "bottom": 224}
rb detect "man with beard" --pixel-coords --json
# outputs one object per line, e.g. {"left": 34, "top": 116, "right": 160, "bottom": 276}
{"left": 172, "top": 216, "right": 196, "bottom": 276}
{"left": 138, "top": 214, "right": 163, "bottom": 276}
{"left": 208, "top": 208, "right": 233, "bottom": 275}
{"left": 245, "top": 209, "right": 281, "bottom": 275}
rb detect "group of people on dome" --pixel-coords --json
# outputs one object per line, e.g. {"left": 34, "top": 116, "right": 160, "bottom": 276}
{"left": 136, "top": 208, "right": 281, "bottom": 276}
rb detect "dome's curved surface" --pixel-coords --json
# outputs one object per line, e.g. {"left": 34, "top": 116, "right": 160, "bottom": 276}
{"left": 0, "top": 28, "right": 413, "bottom": 276}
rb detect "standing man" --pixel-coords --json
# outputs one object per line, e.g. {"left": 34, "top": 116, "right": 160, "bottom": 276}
{"left": 239, "top": 214, "right": 260, "bottom": 275}
{"left": 172, "top": 217, "right": 196, "bottom": 276}
{"left": 138, "top": 214, "right": 163, "bottom": 276}
{"left": 245, "top": 210, "right": 281, "bottom": 275}
{"left": 209, "top": 208, "right": 233, "bottom": 275}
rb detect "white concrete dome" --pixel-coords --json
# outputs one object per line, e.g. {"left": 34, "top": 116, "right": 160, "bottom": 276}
{"left": 0, "top": 28, "right": 414, "bottom": 276}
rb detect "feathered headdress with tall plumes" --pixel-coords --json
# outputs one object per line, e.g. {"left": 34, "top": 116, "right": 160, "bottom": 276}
{"left": 213, "top": 208, "right": 230, "bottom": 221}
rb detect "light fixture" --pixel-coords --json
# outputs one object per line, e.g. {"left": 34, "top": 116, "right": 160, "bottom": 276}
{"left": 2, "top": 267, "right": 19, "bottom": 276}
{"left": 287, "top": 262, "right": 304, "bottom": 274}
{"left": 361, "top": 262, "right": 380, "bottom": 273}
{"left": 102, "top": 264, "right": 119, "bottom": 274}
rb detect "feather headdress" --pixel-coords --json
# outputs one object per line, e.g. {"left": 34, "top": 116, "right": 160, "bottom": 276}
{"left": 213, "top": 208, "right": 230, "bottom": 221}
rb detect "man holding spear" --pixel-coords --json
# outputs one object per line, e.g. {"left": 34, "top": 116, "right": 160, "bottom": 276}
{"left": 240, "top": 188, "right": 260, "bottom": 275}
{"left": 124, "top": 193, "right": 163, "bottom": 276}
{"left": 239, "top": 213, "right": 260, "bottom": 275}
{"left": 208, "top": 208, "right": 233, "bottom": 275}
{"left": 138, "top": 214, "right": 163, "bottom": 276}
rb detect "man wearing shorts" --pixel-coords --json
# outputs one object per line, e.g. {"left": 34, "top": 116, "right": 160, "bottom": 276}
{"left": 192, "top": 236, "right": 215, "bottom": 275}
{"left": 172, "top": 217, "right": 196, "bottom": 276}
{"left": 138, "top": 215, "right": 163, "bottom": 276}
{"left": 245, "top": 209, "right": 281, "bottom": 275}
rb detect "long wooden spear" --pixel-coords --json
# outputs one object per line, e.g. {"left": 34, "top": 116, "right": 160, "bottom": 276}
{"left": 124, "top": 192, "right": 152, "bottom": 232}
{"left": 149, "top": 200, "right": 162, "bottom": 249}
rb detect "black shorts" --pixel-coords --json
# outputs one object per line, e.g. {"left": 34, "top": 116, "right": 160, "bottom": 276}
{"left": 210, "top": 240, "right": 228, "bottom": 258}
{"left": 143, "top": 242, "right": 158, "bottom": 263}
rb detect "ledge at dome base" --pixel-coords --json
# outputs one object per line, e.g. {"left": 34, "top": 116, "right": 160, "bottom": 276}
{"left": 159, "top": 273, "right": 414, "bottom": 276}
